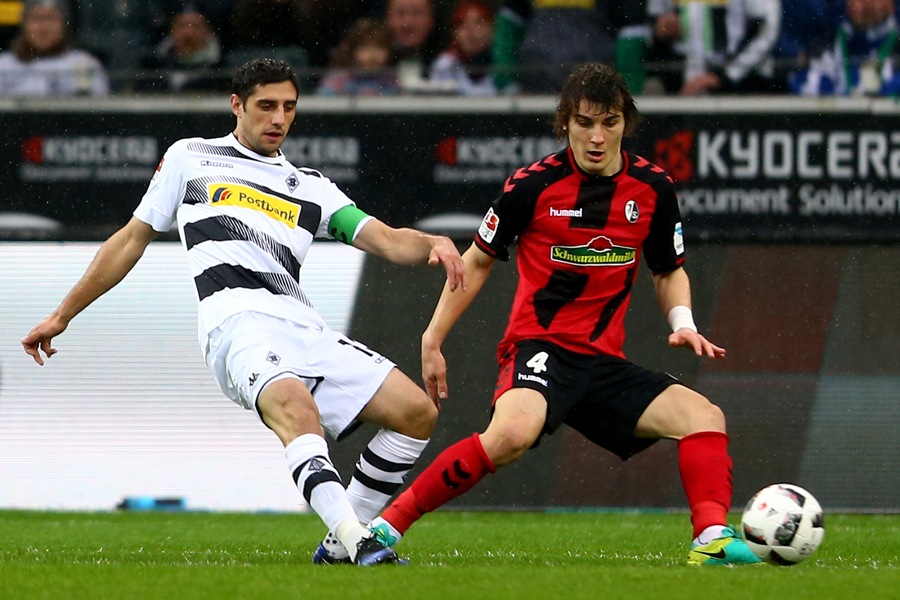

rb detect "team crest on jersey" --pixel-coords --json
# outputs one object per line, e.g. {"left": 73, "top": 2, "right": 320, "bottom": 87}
{"left": 285, "top": 172, "right": 299, "bottom": 192}
{"left": 478, "top": 208, "right": 499, "bottom": 243}
{"left": 207, "top": 183, "right": 300, "bottom": 228}
{"left": 550, "top": 235, "right": 636, "bottom": 267}
{"left": 624, "top": 200, "right": 639, "bottom": 223}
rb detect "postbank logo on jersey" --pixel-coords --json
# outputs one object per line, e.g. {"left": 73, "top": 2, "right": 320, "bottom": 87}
{"left": 550, "top": 235, "right": 636, "bottom": 267}
{"left": 207, "top": 183, "right": 300, "bottom": 228}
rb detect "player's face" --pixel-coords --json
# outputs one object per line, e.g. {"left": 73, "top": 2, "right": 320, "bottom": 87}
{"left": 567, "top": 100, "right": 625, "bottom": 177}
{"left": 231, "top": 81, "right": 298, "bottom": 157}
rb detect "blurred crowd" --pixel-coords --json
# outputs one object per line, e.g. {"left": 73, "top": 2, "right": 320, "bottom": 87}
{"left": 0, "top": 0, "right": 897, "bottom": 98}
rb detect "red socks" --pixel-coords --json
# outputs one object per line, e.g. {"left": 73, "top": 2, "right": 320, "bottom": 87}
{"left": 383, "top": 430, "right": 731, "bottom": 538}
{"left": 678, "top": 431, "right": 733, "bottom": 538}
{"left": 381, "top": 433, "right": 496, "bottom": 534}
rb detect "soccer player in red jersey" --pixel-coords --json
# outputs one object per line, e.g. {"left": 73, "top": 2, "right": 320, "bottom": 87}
{"left": 370, "top": 62, "right": 761, "bottom": 566}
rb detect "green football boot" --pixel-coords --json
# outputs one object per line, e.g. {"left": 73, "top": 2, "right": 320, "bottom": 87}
{"left": 688, "top": 526, "right": 764, "bottom": 566}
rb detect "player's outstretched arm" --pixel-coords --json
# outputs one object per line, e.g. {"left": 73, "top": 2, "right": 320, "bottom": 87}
{"left": 422, "top": 244, "right": 495, "bottom": 402}
{"left": 651, "top": 267, "right": 726, "bottom": 359}
{"left": 352, "top": 218, "right": 467, "bottom": 292}
{"left": 22, "top": 217, "right": 158, "bottom": 365}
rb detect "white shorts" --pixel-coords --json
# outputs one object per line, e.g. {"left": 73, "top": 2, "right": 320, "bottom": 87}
{"left": 205, "top": 311, "right": 396, "bottom": 439}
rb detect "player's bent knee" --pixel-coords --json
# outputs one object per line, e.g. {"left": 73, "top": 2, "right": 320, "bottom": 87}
{"left": 401, "top": 394, "right": 439, "bottom": 439}
{"left": 691, "top": 398, "right": 726, "bottom": 433}
{"left": 257, "top": 385, "right": 323, "bottom": 443}
{"left": 375, "top": 390, "right": 438, "bottom": 440}
{"left": 481, "top": 423, "right": 536, "bottom": 466}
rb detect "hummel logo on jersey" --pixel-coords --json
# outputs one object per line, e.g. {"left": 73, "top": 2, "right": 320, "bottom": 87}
{"left": 549, "top": 207, "right": 582, "bottom": 217}
{"left": 285, "top": 172, "right": 299, "bottom": 192}
{"left": 249, "top": 372, "right": 259, "bottom": 387}
{"left": 551, "top": 235, "right": 636, "bottom": 267}
{"left": 266, "top": 351, "right": 281, "bottom": 365}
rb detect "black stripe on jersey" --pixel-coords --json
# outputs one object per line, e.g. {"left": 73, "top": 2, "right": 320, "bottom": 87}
{"left": 533, "top": 270, "right": 589, "bottom": 329}
{"left": 183, "top": 215, "right": 301, "bottom": 280}
{"left": 297, "top": 167, "right": 323, "bottom": 178}
{"left": 590, "top": 264, "right": 637, "bottom": 342}
{"left": 187, "top": 141, "right": 271, "bottom": 164}
{"left": 570, "top": 178, "right": 616, "bottom": 230}
{"left": 195, "top": 263, "right": 312, "bottom": 306}
{"left": 183, "top": 176, "right": 323, "bottom": 238}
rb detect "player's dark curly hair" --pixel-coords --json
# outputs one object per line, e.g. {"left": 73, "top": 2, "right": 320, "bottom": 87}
{"left": 232, "top": 59, "right": 300, "bottom": 102}
{"left": 553, "top": 63, "right": 641, "bottom": 141}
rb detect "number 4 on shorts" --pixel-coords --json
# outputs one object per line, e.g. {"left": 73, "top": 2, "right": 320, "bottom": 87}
{"left": 526, "top": 351, "right": 549, "bottom": 373}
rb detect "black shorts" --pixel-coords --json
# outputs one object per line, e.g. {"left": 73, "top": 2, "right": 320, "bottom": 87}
{"left": 493, "top": 339, "right": 681, "bottom": 460}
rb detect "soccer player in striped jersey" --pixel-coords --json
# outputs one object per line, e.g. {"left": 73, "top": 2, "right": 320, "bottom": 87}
{"left": 369, "top": 63, "right": 762, "bottom": 566}
{"left": 21, "top": 58, "right": 467, "bottom": 567}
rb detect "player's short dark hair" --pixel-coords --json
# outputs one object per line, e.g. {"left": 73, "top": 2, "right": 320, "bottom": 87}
{"left": 553, "top": 63, "right": 641, "bottom": 140}
{"left": 232, "top": 58, "right": 300, "bottom": 102}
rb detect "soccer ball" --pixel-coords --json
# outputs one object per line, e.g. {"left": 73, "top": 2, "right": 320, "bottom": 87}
{"left": 741, "top": 483, "right": 825, "bottom": 565}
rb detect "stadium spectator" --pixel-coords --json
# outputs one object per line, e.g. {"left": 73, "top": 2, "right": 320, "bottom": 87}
{"left": 22, "top": 58, "right": 467, "bottom": 567}
{"left": 645, "top": 0, "right": 783, "bottom": 95}
{"left": 0, "top": 0, "right": 108, "bottom": 96}
{"left": 491, "top": 0, "right": 647, "bottom": 95}
{"left": 789, "top": 0, "right": 900, "bottom": 96}
{"left": 228, "top": 0, "right": 364, "bottom": 70}
{"left": 428, "top": 0, "right": 497, "bottom": 95}
{"left": 137, "top": 1, "right": 228, "bottom": 93}
{"left": 775, "top": 0, "right": 844, "bottom": 65}
{"left": 316, "top": 17, "right": 400, "bottom": 96}
{"left": 363, "top": 63, "right": 763, "bottom": 567}
{"left": 384, "top": 0, "right": 444, "bottom": 89}
{"left": 147, "top": 0, "right": 233, "bottom": 47}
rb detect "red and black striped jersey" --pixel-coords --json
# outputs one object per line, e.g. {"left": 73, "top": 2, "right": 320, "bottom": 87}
{"left": 474, "top": 147, "right": 685, "bottom": 360}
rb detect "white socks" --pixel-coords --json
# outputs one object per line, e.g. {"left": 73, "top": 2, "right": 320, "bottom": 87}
{"left": 285, "top": 433, "right": 369, "bottom": 560}
{"left": 321, "top": 430, "right": 429, "bottom": 559}
{"left": 694, "top": 525, "right": 729, "bottom": 545}
{"left": 346, "top": 430, "right": 429, "bottom": 524}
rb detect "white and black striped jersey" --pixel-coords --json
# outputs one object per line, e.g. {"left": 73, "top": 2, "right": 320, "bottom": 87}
{"left": 134, "top": 133, "right": 355, "bottom": 343}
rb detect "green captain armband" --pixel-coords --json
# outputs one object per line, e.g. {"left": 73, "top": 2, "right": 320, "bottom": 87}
{"left": 328, "top": 205, "right": 370, "bottom": 244}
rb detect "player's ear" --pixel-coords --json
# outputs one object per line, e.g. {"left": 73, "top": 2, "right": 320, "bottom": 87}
{"left": 230, "top": 94, "right": 243, "bottom": 117}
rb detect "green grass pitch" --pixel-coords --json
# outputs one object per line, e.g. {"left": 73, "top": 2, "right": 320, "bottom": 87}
{"left": 1, "top": 510, "right": 897, "bottom": 599}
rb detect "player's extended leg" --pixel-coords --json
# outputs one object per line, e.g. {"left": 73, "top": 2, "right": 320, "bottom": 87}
{"left": 313, "top": 370, "right": 435, "bottom": 564}
{"left": 634, "top": 384, "right": 761, "bottom": 566}
{"left": 257, "top": 378, "right": 402, "bottom": 566}
{"left": 372, "top": 388, "right": 547, "bottom": 544}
